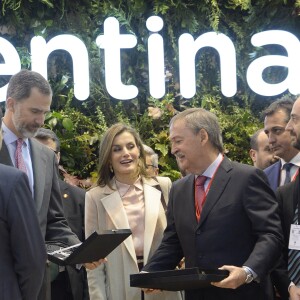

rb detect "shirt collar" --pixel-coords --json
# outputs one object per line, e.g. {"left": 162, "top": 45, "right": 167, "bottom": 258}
{"left": 280, "top": 152, "right": 300, "bottom": 169}
{"left": 195, "top": 153, "right": 223, "bottom": 180}
{"left": 2, "top": 121, "right": 29, "bottom": 146}
{"left": 115, "top": 176, "right": 143, "bottom": 197}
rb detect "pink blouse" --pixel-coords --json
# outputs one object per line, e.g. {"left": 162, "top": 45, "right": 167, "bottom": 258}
{"left": 115, "top": 177, "right": 145, "bottom": 257}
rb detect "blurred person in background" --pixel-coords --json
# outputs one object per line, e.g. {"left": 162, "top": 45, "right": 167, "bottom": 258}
{"left": 143, "top": 144, "right": 159, "bottom": 177}
{"left": 263, "top": 97, "right": 300, "bottom": 191}
{"left": 34, "top": 128, "right": 89, "bottom": 300}
{"left": 249, "top": 128, "right": 277, "bottom": 169}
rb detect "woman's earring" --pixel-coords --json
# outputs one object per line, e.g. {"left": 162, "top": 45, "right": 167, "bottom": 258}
{"left": 109, "top": 164, "right": 114, "bottom": 173}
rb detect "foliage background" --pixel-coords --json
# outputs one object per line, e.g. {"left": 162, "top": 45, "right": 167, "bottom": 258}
{"left": 1, "top": 0, "right": 299, "bottom": 181}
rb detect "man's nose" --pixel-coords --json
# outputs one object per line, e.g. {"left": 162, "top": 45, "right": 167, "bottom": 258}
{"left": 286, "top": 119, "right": 292, "bottom": 131}
{"left": 268, "top": 133, "right": 276, "bottom": 144}
{"left": 36, "top": 114, "right": 45, "bottom": 126}
{"left": 171, "top": 143, "right": 177, "bottom": 155}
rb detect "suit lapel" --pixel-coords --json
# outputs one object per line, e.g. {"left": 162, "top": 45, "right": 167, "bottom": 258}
{"left": 29, "top": 139, "right": 48, "bottom": 211}
{"left": 198, "top": 157, "right": 232, "bottom": 227}
{"left": 101, "top": 184, "right": 137, "bottom": 263}
{"left": 143, "top": 177, "right": 162, "bottom": 263}
{"left": 0, "top": 142, "right": 13, "bottom": 165}
{"left": 265, "top": 161, "right": 281, "bottom": 191}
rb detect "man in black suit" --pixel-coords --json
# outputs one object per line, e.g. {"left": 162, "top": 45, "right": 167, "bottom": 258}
{"left": 0, "top": 109, "right": 46, "bottom": 299}
{"left": 263, "top": 97, "right": 300, "bottom": 191}
{"left": 143, "top": 108, "right": 283, "bottom": 300}
{"left": 34, "top": 127, "right": 89, "bottom": 300}
{"left": 249, "top": 128, "right": 277, "bottom": 169}
{"left": 0, "top": 70, "right": 101, "bottom": 299}
{"left": 272, "top": 96, "right": 300, "bottom": 300}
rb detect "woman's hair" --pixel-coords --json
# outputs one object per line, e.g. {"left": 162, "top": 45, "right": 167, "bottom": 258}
{"left": 97, "top": 123, "right": 148, "bottom": 188}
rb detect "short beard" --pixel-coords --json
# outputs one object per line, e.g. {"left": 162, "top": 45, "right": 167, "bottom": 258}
{"left": 292, "top": 139, "right": 300, "bottom": 151}
{"left": 13, "top": 119, "right": 37, "bottom": 138}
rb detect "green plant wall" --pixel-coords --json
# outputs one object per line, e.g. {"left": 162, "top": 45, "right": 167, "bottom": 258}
{"left": 1, "top": 0, "right": 299, "bottom": 181}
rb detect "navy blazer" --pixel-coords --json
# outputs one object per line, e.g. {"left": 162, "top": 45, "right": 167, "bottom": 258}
{"left": 143, "top": 156, "right": 284, "bottom": 300}
{"left": 264, "top": 160, "right": 281, "bottom": 192}
{"left": 0, "top": 164, "right": 46, "bottom": 299}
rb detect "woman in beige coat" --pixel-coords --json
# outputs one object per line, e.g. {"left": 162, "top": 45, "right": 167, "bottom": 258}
{"left": 85, "top": 123, "right": 182, "bottom": 300}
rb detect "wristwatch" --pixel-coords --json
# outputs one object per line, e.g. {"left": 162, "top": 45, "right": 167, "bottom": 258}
{"left": 243, "top": 267, "right": 254, "bottom": 284}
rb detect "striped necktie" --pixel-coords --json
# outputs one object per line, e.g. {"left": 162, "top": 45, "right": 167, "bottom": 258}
{"left": 195, "top": 176, "right": 207, "bottom": 222}
{"left": 288, "top": 206, "right": 300, "bottom": 285}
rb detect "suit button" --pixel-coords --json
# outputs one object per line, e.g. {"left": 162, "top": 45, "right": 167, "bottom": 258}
{"left": 196, "top": 230, "right": 202, "bottom": 235}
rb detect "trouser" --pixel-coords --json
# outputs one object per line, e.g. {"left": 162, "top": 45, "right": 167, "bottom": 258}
{"left": 38, "top": 262, "right": 51, "bottom": 300}
{"left": 137, "top": 256, "right": 144, "bottom": 300}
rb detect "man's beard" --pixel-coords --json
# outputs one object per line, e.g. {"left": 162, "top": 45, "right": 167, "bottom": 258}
{"left": 13, "top": 118, "right": 38, "bottom": 138}
{"left": 292, "top": 135, "right": 300, "bottom": 151}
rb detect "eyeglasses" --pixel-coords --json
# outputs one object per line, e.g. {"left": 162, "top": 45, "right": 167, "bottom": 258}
{"left": 146, "top": 164, "right": 158, "bottom": 169}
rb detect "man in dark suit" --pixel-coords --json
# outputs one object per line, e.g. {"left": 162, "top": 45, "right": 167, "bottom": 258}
{"left": 142, "top": 108, "right": 283, "bottom": 300}
{"left": 272, "top": 96, "right": 300, "bottom": 300}
{"left": 0, "top": 70, "right": 100, "bottom": 299}
{"left": 34, "top": 128, "right": 89, "bottom": 300}
{"left": 249, "top": 128, "right": 277, "bottom": 169}
{"left": 263, "top": 97, "right": 300, "bottom": 191}
{"left": 0, "top": 109, "right": 46, "bottom": 299}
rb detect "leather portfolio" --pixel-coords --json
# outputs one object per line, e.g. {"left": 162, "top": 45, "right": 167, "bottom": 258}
{"left": 130, "top": 268, "right": 229, "bottom": 291}
{"left": 46, "top": 229, "right": 131, "bottom": 266}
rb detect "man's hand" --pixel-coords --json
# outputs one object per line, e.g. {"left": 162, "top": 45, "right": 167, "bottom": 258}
{"left": 142, "top": 288, "right": 162, "bottom": 294}
{"left": 84, "top": 258, "right": 107, "bottom": 270}
{"left": 289, "top": 285, "right": 300, "bottom": 300}
{"left": 211, "top": 265, "right": 247, "bottom": 289}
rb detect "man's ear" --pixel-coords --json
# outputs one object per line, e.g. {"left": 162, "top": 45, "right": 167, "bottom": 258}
{"left": 6, "top": 97, "right": 15, "bottom": 112}
{"left": 199, "top": 128, "right": 208, "bottom": 143}
{"left": 249, "top": 149, "right": 256, "bottom": 163}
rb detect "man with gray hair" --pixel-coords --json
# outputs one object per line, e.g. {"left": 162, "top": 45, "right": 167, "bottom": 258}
{"left": 143, "top": 108, "right": 283, "bottom": 300}
{"left": 0, "top": 70, "right": 101, "bottom": 299}
{"left": 143, "top": 144, "right": 159, "bottom": 176}
{"left": 0, "top": 108, "right": 46, "bottom": 299}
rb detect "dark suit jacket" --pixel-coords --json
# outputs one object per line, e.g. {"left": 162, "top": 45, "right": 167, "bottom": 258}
{"left": 264, "top": 160, "right": 281, "bottom": 192}
{"left": 271, "top": 178, "right": 299, "bottom": 300}
{"left": 0, "top": 164, "right": 46, "bottom": 300}
{"left": 143, "top": 157, "right": 283, "bottom": 300}
{"left": 57, "top": 180, "right": 89, "bottom": 300}
{"left": 0, "top": 139, "right": 80, "bottom": 245}
{"left": 59, "top": 180, "right": 85, "bottom": 242}
{"left": 0, "top": 139, "right": 80, "bottom": 300}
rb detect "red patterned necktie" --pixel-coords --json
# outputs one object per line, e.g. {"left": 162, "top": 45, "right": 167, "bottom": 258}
{"left": 195, "top": 176, "right": 207, "bottom": 222}
{"left": 15, "top": 138, "right": 28, "bottom": 175}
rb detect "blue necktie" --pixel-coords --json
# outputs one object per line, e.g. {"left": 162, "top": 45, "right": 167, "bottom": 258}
{"left": 284, "top": 163, "right": 293, "bottom": 184}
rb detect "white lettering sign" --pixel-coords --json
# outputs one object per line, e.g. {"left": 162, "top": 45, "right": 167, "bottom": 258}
{"left": 0, "top": 16, "right": 298, "bottom": 102}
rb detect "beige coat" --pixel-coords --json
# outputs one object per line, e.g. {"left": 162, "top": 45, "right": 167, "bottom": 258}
{"left": 85, "top": 176, "right": 183, "bottom": 300}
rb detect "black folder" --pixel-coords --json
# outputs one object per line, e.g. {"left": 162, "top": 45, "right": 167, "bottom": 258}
{"left": 130, "top": 268, "right": 229, "bottom": 291}
{"left": 46, "top": 229, "right": 131, "bottom": 266}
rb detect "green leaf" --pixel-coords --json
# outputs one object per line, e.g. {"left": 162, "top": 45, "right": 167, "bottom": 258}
{"left": 62, "top": 118, "right": 74, "bottom": 131}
